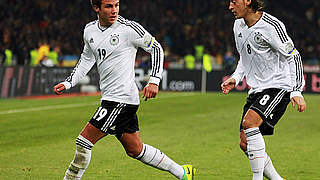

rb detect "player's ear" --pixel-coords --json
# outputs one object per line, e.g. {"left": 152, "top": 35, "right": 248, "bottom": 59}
{"left": 93, "top": 5, "right": 100, "bottom": 13}
{"left": 245, "top": 0, "right": 252, "bottom": 6}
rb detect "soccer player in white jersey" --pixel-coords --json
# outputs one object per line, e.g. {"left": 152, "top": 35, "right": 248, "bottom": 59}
{"left": 221, "top": 0, "right": 307, "bottom": 179}
{"left": 53, "top": 0, "right": 194, "bottom": 179}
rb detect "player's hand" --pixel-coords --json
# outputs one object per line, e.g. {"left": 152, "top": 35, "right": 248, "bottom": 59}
{"left": 142, "top": 83, "right": 158, "bottom": 101}
{"left": 53, "top": 83, "right": 66, "bottom": 95}
{"left": 221, "top": 78, "right": 236, "bottom": 95}
{"left": 291, "top": 96, "right": 306, "bottom": 112}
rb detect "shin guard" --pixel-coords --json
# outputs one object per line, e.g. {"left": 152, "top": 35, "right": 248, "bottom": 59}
{"left": 64, "top": 135, "right": 93, "bottom": 180}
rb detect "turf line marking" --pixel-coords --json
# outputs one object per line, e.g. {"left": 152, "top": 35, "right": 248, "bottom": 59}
{"left": 0, "top": 93, "right": 199, "bottom": 115}
{"left": 157, "top": 92, "right": 199, "bottom": 99}
{"left": 0, "top": 102, "right": 98, "bottom": 115}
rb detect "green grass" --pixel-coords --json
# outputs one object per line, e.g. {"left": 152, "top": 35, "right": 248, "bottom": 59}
{"left": 0, "top": 92, "right": 319, "bottom": 179}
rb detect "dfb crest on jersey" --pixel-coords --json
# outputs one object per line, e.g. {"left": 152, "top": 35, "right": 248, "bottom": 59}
{"left": 110, "top": 34, "right": 119, "bottom": 46}
{"left": 254, "top": 32, "right": 267, "bottom": 46}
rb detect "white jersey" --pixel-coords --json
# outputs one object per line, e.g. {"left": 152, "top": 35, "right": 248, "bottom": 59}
{"left": 62, "top": 16, "right": 164, "bottom": 105}
{"left": 231, "top": 12, "right": 304, "bottom": 97}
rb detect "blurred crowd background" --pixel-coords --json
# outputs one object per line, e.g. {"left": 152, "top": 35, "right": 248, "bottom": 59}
{"left": 1, "top": 0, "right": 320, "bottom": 71}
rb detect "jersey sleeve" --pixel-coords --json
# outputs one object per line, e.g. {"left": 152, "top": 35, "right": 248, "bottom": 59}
{"left": 129, "top": 22, "right": 164, "bottom": 86}
{"left": 62, "top": 30, "right": 96, "bottom": 89}
{"left": 231, "top": 21, "right": 245, "bottom": 86}
{"left": 266, "top": 22, "right": 305, "bottom": 98}
{"left": 231, "top": 56, "right": 245, "bottom": 86}
{"left": 233, "top": 20, "right": 241, "bottom": 52}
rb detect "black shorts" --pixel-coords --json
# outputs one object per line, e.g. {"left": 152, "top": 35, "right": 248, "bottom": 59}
{"left": 89, "top": 100, "right": 139, "bottom": 139}
{"left": 240, "top": 88, "right": 290, "bottom": 135}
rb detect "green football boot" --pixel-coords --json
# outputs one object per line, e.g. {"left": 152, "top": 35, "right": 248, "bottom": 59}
{"left": 181, "top": 164, "right": 195, "bottom": 180}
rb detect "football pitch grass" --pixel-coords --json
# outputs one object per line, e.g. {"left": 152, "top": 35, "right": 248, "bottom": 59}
{"left": 0, "top": 92, "right": 319, "bottom": 180}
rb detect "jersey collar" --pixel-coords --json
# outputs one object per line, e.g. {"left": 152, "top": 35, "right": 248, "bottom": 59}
{"left": 97, "top": 20, "right": 119, "bottom": 32}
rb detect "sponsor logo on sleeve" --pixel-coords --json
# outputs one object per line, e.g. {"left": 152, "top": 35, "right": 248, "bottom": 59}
{"left": 285, "top": 42, "right": 295, "bottom": 54}
{"left": 144, "top": 34, "right": 154, "bottom": 48}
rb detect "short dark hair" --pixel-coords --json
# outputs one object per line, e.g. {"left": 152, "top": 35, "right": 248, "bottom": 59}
{"left": 90, "top": 0, "right": 102, "bottom": 9}
{"left": 249, "top": 0, "right": 265, "bottom": 12}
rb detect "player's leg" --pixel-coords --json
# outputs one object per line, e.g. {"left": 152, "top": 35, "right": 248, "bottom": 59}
{"left": 258, "top": 89, "right": 290, "bottom": 180}
{"left": 118, "top": 132, "right": 193, "bottom": 180}
{"left": 241, "top": 89, "right": 290, "bottom": 180}
{"left": 64, "top": 123, "right": 106, "bottom": 180}
{"left": 240, "top": 130, "right": 283, "bottom": 180}
{"left": 240, "top": 130, "right": 248, "bottom": 152}
{"left": 263, "top": 151, "right": 283, "bottom": 180}
{"left": 242, "top": 109, "right": 265, "bottom": 180}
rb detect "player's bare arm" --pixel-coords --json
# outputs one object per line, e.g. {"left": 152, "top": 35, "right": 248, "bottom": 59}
{"left": 291, "top": 96, "right": 307, "bottom": 112}
{"left": 53, "top": 83, "right": 66, "bottom": 95}
{"left": 142, "top": 83, "right": 158, "bottom": 101}
{"left": 221, "top": 77, "right": 236, "bottom": 95}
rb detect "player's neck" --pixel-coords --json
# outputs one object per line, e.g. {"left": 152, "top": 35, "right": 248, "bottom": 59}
{"left": 244, "top": 11, "right": 262, "bottom": 27}
{"left": 99, "top": 21, "right": 112, "bottom": 27}
{"left": 98, "top": 17, "right": 113, "bottom": 27}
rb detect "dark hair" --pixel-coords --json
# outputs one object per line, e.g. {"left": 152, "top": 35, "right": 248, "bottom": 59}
{"left": 249, "top": 0, "right": 265, "bottom": 12}
{"left": 90, "top": 0, "right": 102, "bottom": 9}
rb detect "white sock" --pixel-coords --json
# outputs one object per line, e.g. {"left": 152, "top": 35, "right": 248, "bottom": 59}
{"left": 244, "top": 127, "right": 265, "bottom": 180}
{"left": 64, "top": 135, "right": 93, "bottom": 180}
{"left": 264, "top": 152, "right": 283, "bottom": 180}
{"left": 135, "top": 144, "right": 184, "bottom": 179}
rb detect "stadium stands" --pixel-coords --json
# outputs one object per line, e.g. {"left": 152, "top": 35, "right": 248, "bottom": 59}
{"left": 1, "top": 0, "right": 319, "bottom": 67}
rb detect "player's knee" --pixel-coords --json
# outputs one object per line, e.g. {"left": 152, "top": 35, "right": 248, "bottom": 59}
{"left": 125, "top": 147, "right": 141, "bottom": 158}
{"left": 119, "top": 134, "right": 143, "bottom": 158}
{"left": 242, "top": 117, "right": 259, "bottom": 129}
{"left": 123, "top": 142, "right": 143, "bottom": 158}
{"left": 242, "top": 118, "right": 250, "bottom": 129}
{"left": 240, "top": 141, "right": 247, "bottom": 152}
{"left": 239, "top": 130, "right": 248, "bottom": 151}
{"left": 242, "top": 110, "right": 263, "bottom": 129}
